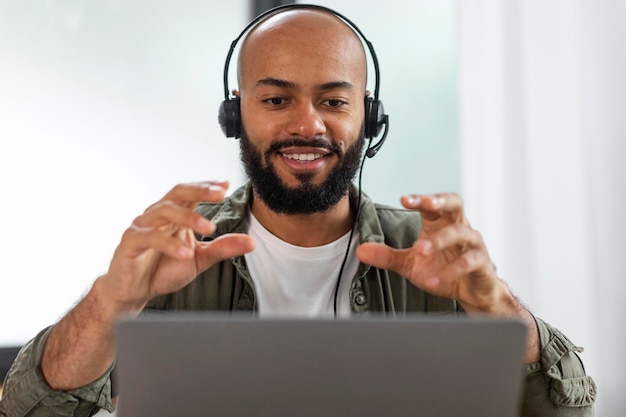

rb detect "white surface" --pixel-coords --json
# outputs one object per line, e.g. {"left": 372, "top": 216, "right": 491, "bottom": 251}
{"left": 458, "top": 1, "right": 626, "bottom": 415}
{"left": 0, "top": 1, "right": 248, "bottom": 344}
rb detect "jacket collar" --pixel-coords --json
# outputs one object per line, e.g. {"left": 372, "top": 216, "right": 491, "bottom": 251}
{"left": 209, "top": 182, "right": 386, "bottom": 246}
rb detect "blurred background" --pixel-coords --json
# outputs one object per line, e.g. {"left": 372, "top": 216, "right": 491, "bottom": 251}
{"left": 0, "top": 0, "right": 623, "bottom": 415}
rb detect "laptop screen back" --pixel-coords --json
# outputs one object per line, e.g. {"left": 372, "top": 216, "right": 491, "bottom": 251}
{"left": 115, "top": 315, "right": 526, "bottom": 417}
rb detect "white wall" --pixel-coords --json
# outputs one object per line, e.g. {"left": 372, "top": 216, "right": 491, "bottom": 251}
{"left": 458, "top": 1, "right": 626, "bottom": 415}
{"left": 0, "top": 1, "right": 248, "bottom": 344}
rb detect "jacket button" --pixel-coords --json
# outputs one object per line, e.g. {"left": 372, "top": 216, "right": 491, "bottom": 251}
{"left": 355, "top": 294, "right": 366, "bottom": 305}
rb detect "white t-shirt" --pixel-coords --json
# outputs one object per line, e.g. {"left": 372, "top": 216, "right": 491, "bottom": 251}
{"left": 244, "top": 213, "right": 359, "bottom": 318}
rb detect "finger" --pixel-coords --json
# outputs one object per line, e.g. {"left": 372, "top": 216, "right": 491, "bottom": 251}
{"left": 401, "top": 193, "right": 465, "bottom": 222}
{"left": 441, "top": 248, "right": 494, "bottom": 280}
{"left": 197, "top": 234, "right": 255, "bottom": 268}
{"left": 164, "top": 181, "right": 229, "bottom": 203}
{"left": 414, "top": 225, "right": 484, "bottom": 256}
{"left": 146, "top": 181, "right": 230, "bottom": 212}
{"left": 135, "top": 201, "right": 215, "bottom": 235}
{"left": 119, "top": 226, "right": 196, "bottom": 260}
{"left": 356, "top": 242, "right": 411, "bottom": 272}
{"left": 358, "top": 242, "right": 452, "bottom": 298}
{"left": 426, "top": 248, "right": 495, "bottom": 291}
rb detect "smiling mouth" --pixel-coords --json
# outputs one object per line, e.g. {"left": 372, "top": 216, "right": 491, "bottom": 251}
{"left": 282, "top": 152, "right": 324, "bottom": 162}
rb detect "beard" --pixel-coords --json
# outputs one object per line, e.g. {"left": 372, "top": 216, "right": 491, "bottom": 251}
{"left": 239, "top": 125, "right": 365, "bottom": 215}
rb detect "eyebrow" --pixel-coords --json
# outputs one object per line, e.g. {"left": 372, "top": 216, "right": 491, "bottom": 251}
{"left": 255, "top": 77, "right": 354, "bottom": 91}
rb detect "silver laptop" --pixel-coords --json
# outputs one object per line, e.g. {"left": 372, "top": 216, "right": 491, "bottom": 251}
{"left": 115, "top": 314, "right": 526, "bottom": 417}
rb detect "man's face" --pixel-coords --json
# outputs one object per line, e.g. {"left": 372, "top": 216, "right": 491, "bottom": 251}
{"left": 236, "top": 10, "right": 368, "bottom": 214}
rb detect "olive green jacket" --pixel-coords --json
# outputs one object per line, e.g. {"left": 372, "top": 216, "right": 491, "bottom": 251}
{"left": 0, "top": 185, "right": 596, "bottom": 417}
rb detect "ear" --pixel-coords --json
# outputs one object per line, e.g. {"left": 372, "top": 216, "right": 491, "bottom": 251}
{"left": 232, "top": 89, "right": 241, "bottom": 97}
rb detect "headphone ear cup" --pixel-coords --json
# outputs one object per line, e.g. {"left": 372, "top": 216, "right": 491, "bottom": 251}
{"left": 364, "top": 97, "right": 385, "bottom": 138}
{"left": 218, "top": 98, "right": 241, "bottom": 138}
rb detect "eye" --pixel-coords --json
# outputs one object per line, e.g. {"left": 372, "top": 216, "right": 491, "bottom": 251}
{"left": 264, "top": 97, "right": 287, "bottom": 106}
{"left": 323, "top": 99, "right": 347, "bottom": 108}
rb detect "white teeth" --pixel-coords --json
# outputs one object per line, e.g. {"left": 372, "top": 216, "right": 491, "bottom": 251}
{"left": 284, "top": 153, "right": 323, "bottom": 162}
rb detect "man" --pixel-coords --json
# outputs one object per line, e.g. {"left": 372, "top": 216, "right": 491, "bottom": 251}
{"left": 0, "top": 6, "right": 595, "bottom": 417}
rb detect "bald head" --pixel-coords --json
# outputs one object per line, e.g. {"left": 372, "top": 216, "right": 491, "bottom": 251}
{"left": 236, "top": 8, "right": 367, "bottom": 94}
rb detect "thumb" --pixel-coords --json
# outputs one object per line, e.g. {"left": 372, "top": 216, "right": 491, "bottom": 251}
{"left": 197, "top": 234, "right": 255, "bottom": 269}
{"left": 357, "top": 242, "right": 404, "bottom": 271}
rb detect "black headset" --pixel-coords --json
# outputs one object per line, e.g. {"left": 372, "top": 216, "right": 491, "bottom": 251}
{"left": 218, "top": 4, "right": 390, "bottom": 158}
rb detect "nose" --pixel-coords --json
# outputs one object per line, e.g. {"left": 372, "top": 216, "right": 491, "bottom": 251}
{"left": 285, "top": 102, "right": 327, "bottom": 138}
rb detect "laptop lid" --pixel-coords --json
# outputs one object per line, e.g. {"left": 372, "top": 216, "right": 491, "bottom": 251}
{"left": 115, "top": 314, "right": 526, "bottom": 417}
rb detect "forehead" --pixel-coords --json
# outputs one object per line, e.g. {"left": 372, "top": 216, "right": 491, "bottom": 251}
{"left": 237, "top": 10, "right": 367, "bottom": 91}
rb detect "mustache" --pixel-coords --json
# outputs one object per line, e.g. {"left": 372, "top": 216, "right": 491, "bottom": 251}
{"left": 265, "top": 138, "right": 343, "bottom": 158}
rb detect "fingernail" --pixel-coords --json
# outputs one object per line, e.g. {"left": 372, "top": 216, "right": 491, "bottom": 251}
{"left": 432, "top": 197, "right": 445, "bottom": 208}
{"left": 208, "top": 184, "right": 225, "bottom": 192}
{"left": 427, "top": 276, "right": 440, "bottom": 288}
{"left": 197, "top": 217, "right": 215, "bottom": 231}
{"left": 418, "top": 239, "right": 432, "bottom": 254}
{"left": 406, "top": 196, "right": 419, "bottom": 206}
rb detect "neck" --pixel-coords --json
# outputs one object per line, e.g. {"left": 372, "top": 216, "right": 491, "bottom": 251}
{"left": 250, "top": 191, "right": 354, "bottom": 247}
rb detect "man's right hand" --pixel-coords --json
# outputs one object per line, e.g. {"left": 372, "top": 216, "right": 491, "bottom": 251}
{"left": 41, "top": 181, "right": 254, "bottom": 391}
{"left": 98, "top": 181, "right": 255, "bottom": 314}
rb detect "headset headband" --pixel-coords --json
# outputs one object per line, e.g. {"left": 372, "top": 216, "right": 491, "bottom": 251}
{"left": 222, "top": 4, "right": 381, "bottom": 102}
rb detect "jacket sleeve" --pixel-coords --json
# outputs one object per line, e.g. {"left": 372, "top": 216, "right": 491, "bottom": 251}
{"left": 520, "top": 317, "right": 596, "bottom": 417}
{"left": 0, "top": 326, "right": 114, "bottom": 417}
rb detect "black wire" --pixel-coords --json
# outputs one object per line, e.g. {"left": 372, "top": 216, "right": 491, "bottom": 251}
{"left": 333, "top": 145, "right": 369, "bottom": 318}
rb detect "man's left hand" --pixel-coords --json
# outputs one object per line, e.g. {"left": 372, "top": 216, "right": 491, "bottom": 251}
{"left": 356, "top": 193, "right": 508, "bottom": 314}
